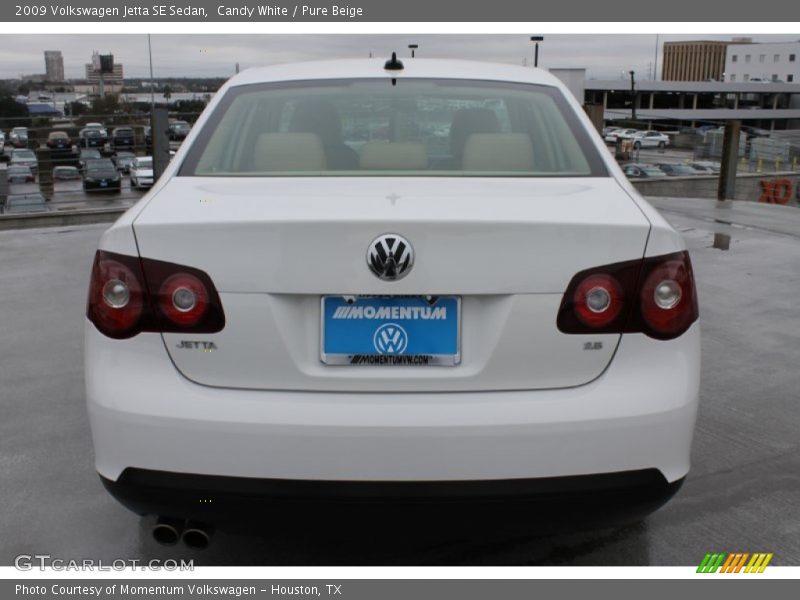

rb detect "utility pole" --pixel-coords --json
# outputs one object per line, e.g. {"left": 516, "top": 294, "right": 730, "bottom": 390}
{"left": 408, "top": 44, "right": 418, "bottom": 58}
{"left": 530, "top": 36, "right": 544, "bottom": 68}
{"left": 629, "top": 70, "right": 637, "bottom": 120}
{"left": 654, "top": 34, "right": 659, "bottom": 81}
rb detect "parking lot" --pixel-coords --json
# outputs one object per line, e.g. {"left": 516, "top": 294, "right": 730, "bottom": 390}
{"left": 0, "top": 197, "right": 799, "bottom": 566}
{"left": 1, "top": 134, "right": 184, "bottom": 214}
{"left": 5, "top": 175, "right": 144, "bottom": 212}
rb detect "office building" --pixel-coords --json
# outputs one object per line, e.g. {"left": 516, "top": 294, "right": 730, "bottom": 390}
{"left": 661, "top": 41, "right": 731, "bottom": 82}
{"left": 725, "top": 41, "right": 800, "bottom": 83}
{"left": 44, "top": 50, "right": 64, "bottom": 81}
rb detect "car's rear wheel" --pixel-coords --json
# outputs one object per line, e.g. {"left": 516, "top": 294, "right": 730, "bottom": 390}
{"left": 633, "top": 142, "right": 641, "bottom": 150}
{"left": 658, "top": 141, "right": 666, "bottom": 149}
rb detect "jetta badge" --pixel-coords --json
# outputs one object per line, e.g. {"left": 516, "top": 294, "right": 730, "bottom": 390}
{"left": 367, "top": 234, "right": 414, "bottom": 281}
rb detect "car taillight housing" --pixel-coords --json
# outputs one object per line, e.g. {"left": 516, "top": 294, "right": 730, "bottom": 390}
{"left": 87, "top": 250, "right": 225, "bottom": 339}
{"left": 557, "top": 251, "right": 698, "bottom": 340}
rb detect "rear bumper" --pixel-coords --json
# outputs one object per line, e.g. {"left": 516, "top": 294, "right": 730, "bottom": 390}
{"left": 86, "top": 321, "right": 700, "bottom": 492}
{"left": 101, "top": 467, "right": 684, "bottom": 521}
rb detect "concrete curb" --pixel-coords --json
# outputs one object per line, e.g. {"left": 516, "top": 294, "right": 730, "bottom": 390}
{"left": 0, "top": 207, "right": 125, "bottom": 231}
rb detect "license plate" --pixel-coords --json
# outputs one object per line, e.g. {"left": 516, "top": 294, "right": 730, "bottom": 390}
{"left": 321, "top": 296, "right": 461, "bottom": 366}
{"left": 100, "top": 181, "right": 108, "bottom": 187}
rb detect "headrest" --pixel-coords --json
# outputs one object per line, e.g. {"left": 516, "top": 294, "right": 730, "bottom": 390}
{"left": 253, "top": 133, "right": 326, "bottom": 172}
{"left": 461, "top": 133, "right": 535, "bottom": 172}
{"left": 449, "top": 108, "right": 501, "bottom": 159}
{"left": 359, "top": 142, "right": 428, "bottom": 170}
{"left": 288, "top": 100, "right": 345, "bottom": 146}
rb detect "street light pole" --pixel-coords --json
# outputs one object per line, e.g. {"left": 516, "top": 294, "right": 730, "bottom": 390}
{"left": 408, "top": 44, "right": 418, "bottom": 58}
{"left": 147, "top": 34, "right": 155, "bottom": 114}
{"left": 530, "top": 36, "right": 544, "bottom": 68}
{"left": 629, "top": 70, "right": 637, "bottom": 120}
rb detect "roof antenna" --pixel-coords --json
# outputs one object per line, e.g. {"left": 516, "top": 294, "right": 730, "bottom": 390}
{"left": 384, "top": 52, "right": 404, "bottom": 71}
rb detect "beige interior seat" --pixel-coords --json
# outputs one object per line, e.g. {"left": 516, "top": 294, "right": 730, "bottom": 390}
{"left": 359, "top": 142, "right": 428, "bottom": 170}
{"left": 461, "top": 133, "right": 535, "bottom": 172}
{"left": 253, "top": 132, "right": 326, "bottom": 172}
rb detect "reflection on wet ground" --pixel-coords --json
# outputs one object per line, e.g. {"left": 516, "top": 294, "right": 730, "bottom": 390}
{"left": 713, "top": 232, "right": 731, "bottom": 250}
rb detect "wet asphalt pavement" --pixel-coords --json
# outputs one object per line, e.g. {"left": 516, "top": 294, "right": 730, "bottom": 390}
{"left": 0, "top": 196, "right": 798, "bottom": 566}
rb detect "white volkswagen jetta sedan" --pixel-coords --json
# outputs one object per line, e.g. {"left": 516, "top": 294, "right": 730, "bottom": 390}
{"left": 85, "top": 57, "right": 700, "bottom": 546}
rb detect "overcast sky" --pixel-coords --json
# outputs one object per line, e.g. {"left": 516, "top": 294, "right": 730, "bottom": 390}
{"left": 1, "top": 34, "right": 799, "bottom": 80}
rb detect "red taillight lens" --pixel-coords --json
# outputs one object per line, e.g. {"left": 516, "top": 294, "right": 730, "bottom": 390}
{"left": 87, "top": 253, "right": 145, "bottom": 339}
{"left": 158, "top": 273, "right": 209, "bottom": 327}
{"left": 558, "top": 251, "right": 698, "bottom": 340}
{"left": 572, "top": 273, "right": 624, "bottom": 328}
{"left": 86, "top": 250, "right": 225, "bottom": 338}
{"left": 639, "top": 254, "right": 698, "bottom": 339}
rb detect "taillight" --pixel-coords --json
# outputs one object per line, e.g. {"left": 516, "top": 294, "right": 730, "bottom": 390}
{"left": 158, "top": 274, "right": 210, "bottom": 327}
{"left": 86, "top": 250, "right": 225, "bottom": 339}
{"left": 87, "top": 254, "right": 145, "bottom": 339}
{"left": 572, "top": 273, "right": 624, "bottom": 328}
{"left": 557, "top": 251, "right": 698, "bottom": 340}
{"left": 638, "top": 255, "right": 698, "bottom": 339}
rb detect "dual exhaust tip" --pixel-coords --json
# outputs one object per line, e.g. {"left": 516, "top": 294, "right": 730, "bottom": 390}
{"left": 152, "top": 517, "right": 213, "bottom": 549}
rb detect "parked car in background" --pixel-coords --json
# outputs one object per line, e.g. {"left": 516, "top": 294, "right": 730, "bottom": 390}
{"left": 604, "top": 128, "right": 638, "bottom": 144}
{"left": 0, "top": 130, "right": 6, "bottom": 149}
{"left": 46, "top": 131, "right": 72, "bottom": 150}
{"left": 1, "top": 193, "right": 48, "bottom": 214}
{"left": 6, "top": 164, "right": 35, "bottom": 183}
{"left": 168, "top": 120, "right": 191, "bottom": 141}
{"left": 79, "top": 148, "right": 103, "bottom": 171}
{"left": 113, "top": 151, "right": 137, "bottom": 174}
{"left": 111, "top": 127, "right": 135, "bottom": 150}
{"left": 656, "top": 163, "right": 701, "bottom": 176}
{"left": 687, "top": 161, "right": 721, "bottom": 174}
{"left": 53, "top": 165, "right": 81, "bottom": 181}
{"left": 9, "top": 127, "right": 29, "bottom": 148}
{"left": 631, "top": 131, "right": 670, "bottom": 149}
{"left": 84, "top": 122, "right": 108, "bottom": 142}
{"left": 79, "top": 128, "right": 105, "bottom": 148}
{"left": 86, "top": 60, "right": 701, "bottom": 538}
{"left": 602, "top": 125, "right": 622, "bottom": 137}
{"left": 623, "top": 163, "right": 667, "bottom": 178}
{"left": 10, "top": 148, "right": 38, "bottom": 176}
{"left": 82, "top": 158, "right": 121, "bottom": 193}
{"left": 129, "top": 156, "right": 154, "bottom": 189}
{"left": 144, "top": 126, "right": 152, "bottom": 150}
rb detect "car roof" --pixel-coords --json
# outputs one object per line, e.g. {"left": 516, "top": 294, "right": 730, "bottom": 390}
{"left": 228, "top": 58, "right": 566, "bottom": 88}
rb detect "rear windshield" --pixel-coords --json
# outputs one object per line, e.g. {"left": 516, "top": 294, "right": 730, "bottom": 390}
{"left": 180, "top": 78, "right": 607, "bottom": 177}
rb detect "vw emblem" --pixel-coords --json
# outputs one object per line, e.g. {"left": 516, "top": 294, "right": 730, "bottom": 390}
{"left": 373, "top": 323, "right": 408, "bottom": 354}
{"left": 367, "top": 234, "right": 413, "bottom": 281}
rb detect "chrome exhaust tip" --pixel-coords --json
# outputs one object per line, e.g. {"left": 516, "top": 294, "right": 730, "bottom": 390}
{"left": 182, "top": 520, "right": 214, "bottom": 549}
{"left": 152, "top": 516, "right": 185, "bottom": 546}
